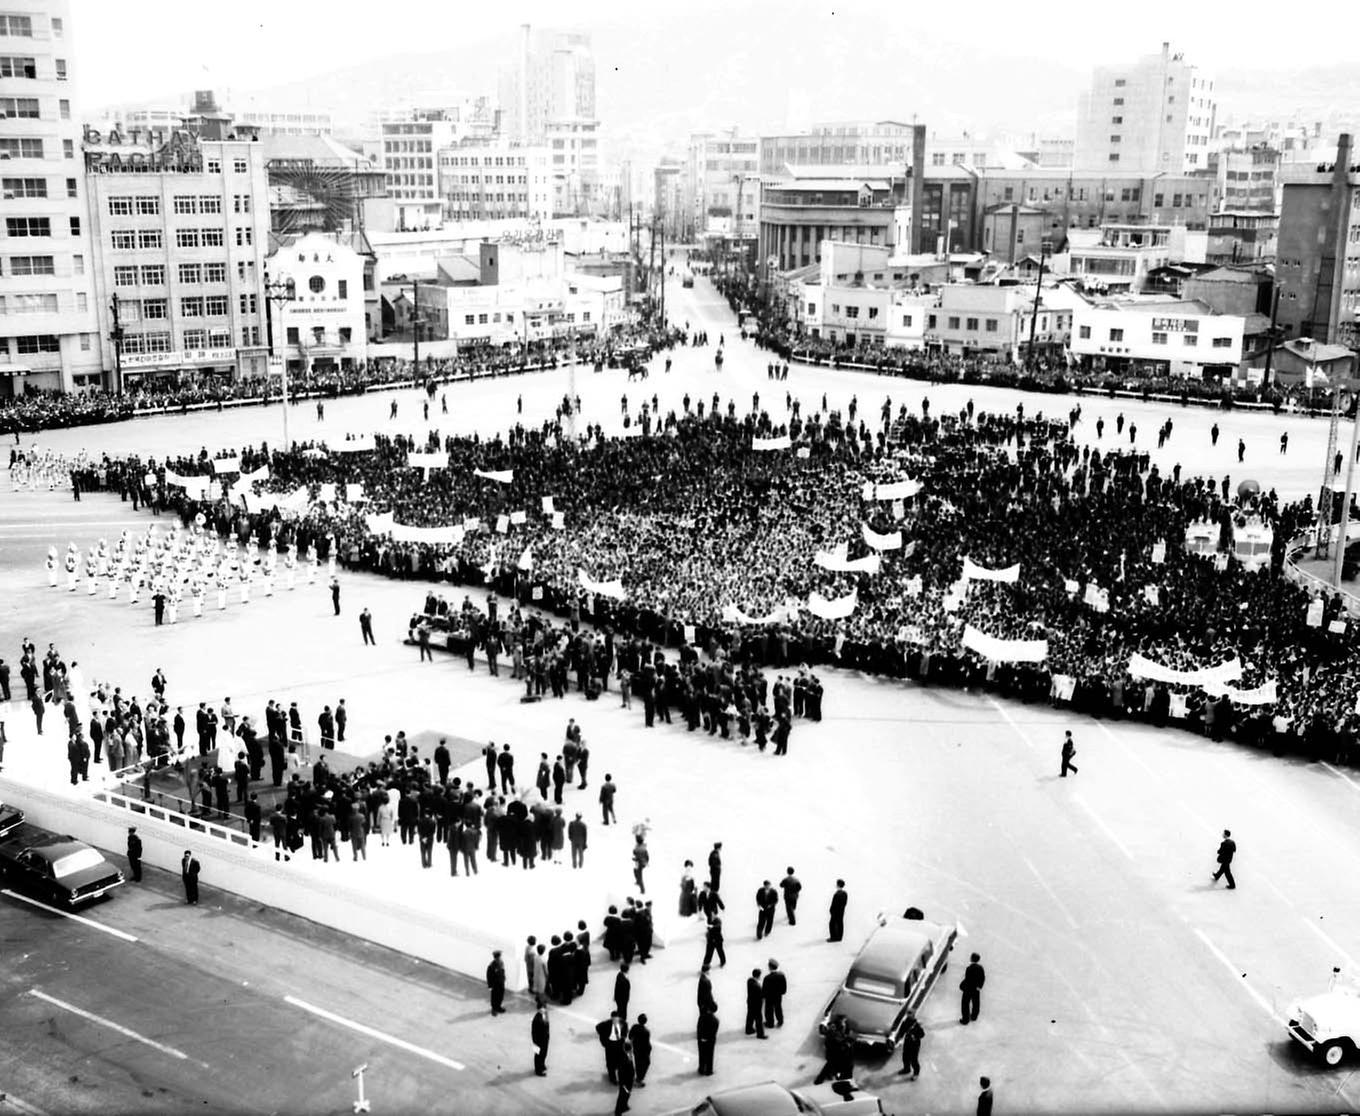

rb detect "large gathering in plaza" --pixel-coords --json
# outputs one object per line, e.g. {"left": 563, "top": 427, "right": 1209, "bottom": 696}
{"left": 4, "top": 5, "right": 1360, "bottom": 1116}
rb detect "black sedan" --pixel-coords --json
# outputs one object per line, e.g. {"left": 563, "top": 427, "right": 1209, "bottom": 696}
{"left": 0, "top": 801, "right": 23, "bottom": 839}
{"left": 0, "top": 831, "right": 125, "bottom": 908}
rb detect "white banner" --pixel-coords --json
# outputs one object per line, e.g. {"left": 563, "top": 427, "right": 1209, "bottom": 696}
{"left": 334, "top": 435, "right": 376, "bottom": 453}
{"left": 366, "top": 512, "right": 396, "bottom": 535}
{"left": 239, "top": 464, "right": 270, "bottom": 485}
{"left": 212, "top": 457, "right": 241, "bottom": 474}
{"left": 542, "top": 496, "right": 555, "bottom": 514}
{"left": 862, "top": 478, "right": 922, "bottom": 501}
{"left": 1127, "top": 653, "right": 1243, "bottom": 687}
{"left": 474, "top": 468, "right": 514, "bottom": 484}
{"left": 263, "top": 486, "right": 309, "bottom": 513}
{"left": 814, "top": 549, "right": 881, "bottom": 575}
{"left": 579, "top": 568, "right": 625, "bottom": 600}
{"left": 1151, "top": 540, "right": 1167, "bottom": 565}
{"left": 962, "top": 556, "right": 1020, "bottom": 584}
{"left": 517, "top": 544, "right": 534, "bottom": 571}
{"left": 165, "top": 470, "right": 210, "bottom": 499}
{"left": 753, "top": 434, "right": 792, "bottom": 451}
{"left": 806, "top": 587, "right": 857, "bottom": 620}
{"left": 1083, "top": 583, "right": 1110, "bottom": 612}
{"left": 862, "top": 523, "right": 904, "bottom": 551}
{"left": 962, "top": 625, "right": 1049, "bottom": 663}
{"left": 496, "top": 515, "right": 509, "bottom": 534}
{"left": 1201, "top": 678, "right": 1278, "bottom": 705}
{"left": 319, "top": 482, "right": 337, "bottom": 503}
{"left": 510, "top": 510, "right": 527, "bottom": 526}
{"left": 345, "top": 483, "right": 365, "bottom": 503}
{"left": 408, "top": 451, "right": 448, "bottom": 470}
{"left": 551, "top": 511, "right": 565, "bottom": 530}
{"left": 1306, "top": 599, "right": 1325, "bottom": 627}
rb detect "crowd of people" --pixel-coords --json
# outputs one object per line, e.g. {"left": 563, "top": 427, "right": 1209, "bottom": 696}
{"left": 0, "top": 324, "right": 679, "bottom": 436}
{"left": 58, "top": 381, "right": 1338, "bottom": 769}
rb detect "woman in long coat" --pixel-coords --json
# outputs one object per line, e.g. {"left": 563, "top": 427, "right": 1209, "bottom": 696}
{"left": 678, "top": 859, "right": 698, "bottom": 917}
{"left": 376, "top": 798, "right": 396, "bottom": 846}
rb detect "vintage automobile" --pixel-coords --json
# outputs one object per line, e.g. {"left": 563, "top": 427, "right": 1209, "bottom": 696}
{"left": 668, "top": 1080, "right": 884, "bottom": 1116}
{"left": 0, "top": 830, "right": 125, "bottom": 908}
{"left": 1289, "top": 972, "right": 1360, "bottom": 1066}
{"left": 0, "top": 801, "right": 24, "bottom": 839}
{"left": 820, "top": 914, "right": 958, "bottom": 1050}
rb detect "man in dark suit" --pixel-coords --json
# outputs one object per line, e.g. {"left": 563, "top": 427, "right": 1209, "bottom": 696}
{"left": 181, "top": 850, "right": 200, "bottom": 904}
{"left": 696, "top": 1005, "right": 718, "bottom": 1075}
{"left": 977, "top": 1076, "right": 994, "bottom": 1116}
{"left": 486, "top": 950, "right": 506, "bottom": 1015}
{"left": 755, "top": 879, "right": 778, "bottom": 939}
{"left": 744, "top": 969, "right": 767, "bottom": 1038}
{"left": 434, "top": 739, "right": 451, "bottom": 785}
{"left": 828, "top": 879, "right": 848, "bottom": 942}
{"left": 613, "top": 962, "right": 631, "bottom": 1020}
{"left": 1212, "top": 829, "right": 1237, "bottom": 889}
{"left": 1060, "top": 731, "right": 1079, "bottom": 777}
{"left": 762, "top": 959, "right": 787, "bottom": 1028}
{"left": 595, "top": 1011, "right": 626, "bottom": 1084}
{"left": 615, "top": 1038, "right": 635, "bottom": 1115}
{"left": 702, "top": 916, "right": 726, "bottom": 969}
{"left": 568, "top": 812, "right": 587, "bottom": 868}
{"left": 628, "top": 1014, "right": 651, "bottom": 1087}
{"left": 779, "top": 867, "right": 801, "bottom": 925}
{"left": 898, "top": 1011, "right": 925, "bottom": 1078}
{"left": 697, "top": 967, "right": 717, "bottom": 1014}
{"left": 531, "top": 999, "right": 550, "bottom": 1076}
{"left": 708, "top": 842, "right": 723, "bottom": 892}
{"left": 173, "top": 707, "right": 186, "bottom": 753}
{"left": 126, "top": 827, "right": 142, "bottom": 882}
{"left": 960, "top": 952, "right": 986, "bottom": 1024}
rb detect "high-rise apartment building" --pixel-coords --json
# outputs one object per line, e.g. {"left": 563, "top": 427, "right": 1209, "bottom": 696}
{"left": 759, "top": 121, "right": 917, "bottom": 177}
{"left": 0, "top": 0, "right": 102, "bottom": 393}
{"left": 84, "top": 131, "right": 271, "bottom": 389}
{"left": 499, "top": 25, "right": 600, "bottom": 215}
{"left": 1074, "top": 43, "right": 1216, "bottom": 174}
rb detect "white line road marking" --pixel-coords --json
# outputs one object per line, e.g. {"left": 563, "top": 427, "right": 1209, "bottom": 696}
{"left": 1, "top": 890, "right": 138, "bottom": 942}
{"left": 27, "top": 989, "right": 200, "bottom": 1064}
{"left": 1301, "top": 918, "right": 1360, "bottom": 971}
{"left": 283, "top": 995, "right": 465, "bottom": 1072}
{"left": 553, "top": 1005, "right": 692, "bottom": 1060}
{"left": 1095, "top": 722, "right": 1161, "bottom": 779}
{"left": 1048, "top": 966, "right": 1167, "bottom": 1107}
{"left": 1322, "top": 762, "right": 1360, "bottom": 795}
{"left": 1071, "top": 793, "right": 1134, "bottom": 861}
{"left": 988, "top": 698, "right": 1037, "bottom": 748}
{"left": 1020, "top": 855, "right": 1079, "bottom": 930}
{"left": 1191, "top": 929, "right": 1287, "bottom": 1027}
{"left": 0, "top": 1088, "right": 49, "bottom": 1115}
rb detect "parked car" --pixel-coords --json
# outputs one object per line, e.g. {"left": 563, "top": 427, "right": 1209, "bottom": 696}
{"left": 668, "top": 1080, "right": 884, "bottom": 1116}
{"left": 0, "top": 801, "right": 23, "bottom": 839}
{"left": 820, "top": 914, "right": 958, "bottom": 1050}
{"left": 1289, "top": 974, "right": 1360, "bottom": 1066}
{"left": 682, "top": 275, "right": 695, "bottom": 288}
{"left": 0, "top": 830, "right": 125, "bottom": 908}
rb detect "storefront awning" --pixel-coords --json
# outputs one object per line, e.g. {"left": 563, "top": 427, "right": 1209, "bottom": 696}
{"left": 0, "top": 365, "right": 34, "bottom": 376}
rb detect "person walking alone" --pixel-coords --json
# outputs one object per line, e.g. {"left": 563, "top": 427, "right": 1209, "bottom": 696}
{"left": 181, "top": 849, "right": 200, "bottom": 904}
{"left": 359, "top": 607, "right": 375, "bottom": 645}
{"left": 1060, "top": 731, "right": 1078, "bottom": 777}
{"left": 126, "top": 827, "right": 142, "bottom": 882}
{"left": 531, "top": 999, "right": 550, "bottom": 1076}
{"left": 1212, "top": 829, "right": 1237, "bottom": 889}
{"left": 828, "top": 879, "right": 848, "bottom": 942}
{"left": 487, "top": 950, "right": 507, "bottom": 1015}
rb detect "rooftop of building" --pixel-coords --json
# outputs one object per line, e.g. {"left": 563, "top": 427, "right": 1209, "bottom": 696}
{"left": 259, "top": 133, "right": 372, "bottom": 167}
{"left": 1276, "top": 338, "right": 1355, "bottom": 363}
{"left": 1188, "top": 265, "right": 1273, "bottom": 283}
{"left": 767, "top": 178, "right": 896, "bottom": 192}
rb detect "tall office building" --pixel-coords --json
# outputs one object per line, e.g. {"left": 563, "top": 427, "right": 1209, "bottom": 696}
{"left": 499, "top": 25, "right": 599, "bottom": 215}
{"left": 0, "top": 0, "right": 102, "bottom": 393}
{"left": 1073, "top": 43, "right": 1216, "bottom": 174}
{"left": 1276, "top": 134, "right": 1360, "bottom": 348}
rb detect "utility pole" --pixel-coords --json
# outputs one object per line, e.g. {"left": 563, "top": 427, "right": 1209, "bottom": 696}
{"left": 1334, "top": 405, "right": 1360, "bottom": 588}
{"left": 659, "top": 219, "right": 666, "bottom": 328}
{"left": 1261, "top": 284, "right": 1281, "bottom": 387}
{"left": 109, "top": 291, "right": 125, "bottom": 391}
{"left": 412, "top": 278, "right": 420, "bottom": 373}
{"left": 1026, "top": 240, "right": 1050, "bottom": 369}
{"left": 263, "top": 270, "right": 297, "bottom": 450}
{"left": 648, "top": 217, "right": 658, "bottom": 321}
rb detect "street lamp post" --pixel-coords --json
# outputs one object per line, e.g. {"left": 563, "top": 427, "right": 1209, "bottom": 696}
{"left": 263, "top": 270, "right": 297, "bottom": 450}
{"left": 109, "top": 292, "right": 125, "bottom": 392}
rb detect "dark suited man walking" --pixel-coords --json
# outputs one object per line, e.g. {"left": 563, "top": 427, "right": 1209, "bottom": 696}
{"left": 628, "top": 1014, "right": 651, "bottom": 1087}
{"left": 960, "top": 952, "right": 985, "bottom": 1024}
{"left": 181, "top": 849, "right": 200, "bottom": 904}
{"left": 779, "top": 866, "right": 801, "bottom": 924}
{"left": 755, "top": 879, "right": 778, "bottom": 939}
{"left": 827, "top": 879, "right": 848, "bottom": 941}
{"left": 359, "top": 607, "right": 375, "bottom": 645}
{"left": 1212, "top": 829, "right": 1237, "bottom": 889}
{"left": 531, "top": 999, "right": 550, "bottom": 1076}
{"left": 1060, "top": 731, "right": 1078, "bottom": 777}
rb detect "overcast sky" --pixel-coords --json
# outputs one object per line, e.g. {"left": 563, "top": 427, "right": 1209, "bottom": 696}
{"left": 71, "top": 0, "right": 1357, "bottom": 137}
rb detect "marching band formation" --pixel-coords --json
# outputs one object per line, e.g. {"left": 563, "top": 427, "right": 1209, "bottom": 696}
{"left": 45, "top": 518, "right": 338, "bottom": 622}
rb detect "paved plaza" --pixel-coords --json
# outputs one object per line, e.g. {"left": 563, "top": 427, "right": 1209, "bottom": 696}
{"left": 2, "top": 278, "right": 1359, "bottom": 1115}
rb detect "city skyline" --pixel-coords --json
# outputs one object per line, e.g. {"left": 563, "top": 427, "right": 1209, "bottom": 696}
{"left": 73, "top": 0, "right": 1359, "bottom": 142}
